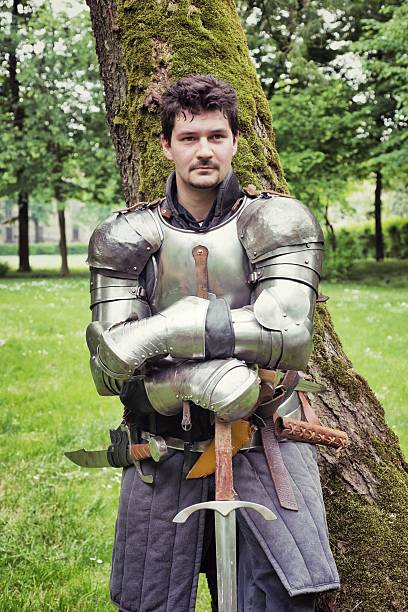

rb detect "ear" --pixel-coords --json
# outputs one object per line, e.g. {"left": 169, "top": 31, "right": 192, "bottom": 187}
{"left": 232, "top": 131, "right": 239, "bottom": 157}
{"left": 161, "top": 134, "right": 173, "bottom": 161}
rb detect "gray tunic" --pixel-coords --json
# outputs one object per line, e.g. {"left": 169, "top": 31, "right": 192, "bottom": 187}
{"left": 110, "top": 441, "right": 339, "bottom": 612}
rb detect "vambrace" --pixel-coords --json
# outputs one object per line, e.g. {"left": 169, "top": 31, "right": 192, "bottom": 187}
{"left": 87, "top": 270, "right": 151, "bottom": 395}
{"left": 144, "top": 359, "right": 260, "bottom": 422}
{"left": 232, "top": 242, "right": 323, "bottom": 371}
{"left": 97, "top": 296, "right": 210, "bottom": 380}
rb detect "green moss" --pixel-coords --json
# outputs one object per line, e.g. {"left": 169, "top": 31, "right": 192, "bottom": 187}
{"left": 115, "top": 0, "right": 287, "bottom": 200}
{"left": 312, "top": 305, "right": 363, "bottom": 400}
{"left": 322, "top": 457, "right": 408, "bottom": 611}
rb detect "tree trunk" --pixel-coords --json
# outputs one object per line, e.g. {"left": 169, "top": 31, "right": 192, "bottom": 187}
{"left": 56, "top": 205, "right": 69, "bottom": 277}
{"left": 374, "top": 169, "right": 384, "bottom": 262}
{"left": 324, "top": 204, "right": 337, "bottom": 252}
{"left": 18, "top": 191, "right": 31, "bottom": 273}
{"left": 86, "top": 2, "right": 408, "bottom": 610}
{"left": 10, "top": 0, "right": 31, "bottom": 273}
{"left": 33, "top": 217, "right": 42, "bottom": 243}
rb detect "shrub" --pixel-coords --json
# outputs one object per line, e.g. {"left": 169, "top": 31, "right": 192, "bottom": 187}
{"left": 0, "top": 243, "right": 88, "bottom": 256}
{"left": 0, "top": 262, "right": 10, "bottom": 277}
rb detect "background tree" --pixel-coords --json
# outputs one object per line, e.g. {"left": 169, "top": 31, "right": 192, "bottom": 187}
{"left": 238, "top": 0, "right": 407, "bottom": 262}
{"left": 84, "top": 0, "right": 407, "bottom": 609}
{"left": 0, "top": 0, "right": 121, "bottom": 275}
{"left": 1, "top": 0, "right": 33, "bottom": 272}
{"left": 353, "top": 2, "right": 408, "bottom": 260}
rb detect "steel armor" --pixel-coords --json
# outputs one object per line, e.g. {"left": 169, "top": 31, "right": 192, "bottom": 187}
{"left": 86, "top": 194, "right": 323, "bottom": 420}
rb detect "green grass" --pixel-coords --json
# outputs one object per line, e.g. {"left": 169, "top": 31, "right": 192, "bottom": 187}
{"left": 322, "top": 281, "right": 408, "bottom": 455}
{"left": 0, "top": 274, "right": 406, "bottom": 610}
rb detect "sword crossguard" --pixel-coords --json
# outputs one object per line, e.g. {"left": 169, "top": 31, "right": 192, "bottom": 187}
{"left": 173, "top": 500, "right": 276, "bottom": 523}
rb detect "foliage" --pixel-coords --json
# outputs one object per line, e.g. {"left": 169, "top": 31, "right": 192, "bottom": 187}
{"left": 270, "top": 75, "right": 362, "bottom": 215}
{"left": 353, "top": 2, "right": 408, "bottom": 182}
{"left": 0, "top": 0, "right": 121, "bottom": 272}
{"left": 0, "top": 261, "right": 10, "bottom": 276}
{"left": 0, "top": 242, "right": 88, "bottom": 256}
{"left": 322, "top": 217, "right": 408, "bottom": 278}
{"left": 238, "top": 0, "right": 408, "bottom": 222}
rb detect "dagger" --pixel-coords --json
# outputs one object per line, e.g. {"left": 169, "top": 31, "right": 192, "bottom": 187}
{"left": 65, "top": 427, "right": 168, "bottom": 485}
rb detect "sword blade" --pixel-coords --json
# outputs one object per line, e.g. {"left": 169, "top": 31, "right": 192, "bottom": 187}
{"left": 174, "top": 500, "right": 276, "bottom": 612}
{"left": 215, "top": 509, "right": 237, "bottom": 612}
{"left": 64, "top": 448, "right": 112, "bottom": 468}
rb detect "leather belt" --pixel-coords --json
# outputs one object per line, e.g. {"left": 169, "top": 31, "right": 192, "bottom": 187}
{"left": 141, "top": 430, "right": 262, "bottom": 453}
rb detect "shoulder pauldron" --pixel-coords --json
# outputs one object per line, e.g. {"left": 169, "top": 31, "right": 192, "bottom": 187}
{"left": 87, "top": 208, "right": 163, "bottom": 278}
{"left": 237, "top": 196, "right": 324, "bottom": 264}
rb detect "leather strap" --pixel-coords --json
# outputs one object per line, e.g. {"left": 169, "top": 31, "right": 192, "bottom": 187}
{"left": 192, "top": 245, "right": 209, "bottom": 299}
{"left": 261, "top": 417, "right": 298, "bottom": 512}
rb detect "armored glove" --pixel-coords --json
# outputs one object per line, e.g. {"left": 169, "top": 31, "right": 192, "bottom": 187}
{"left": 97, "top": 296, "right": 209, "bottom": 380}
{"left": 144, "top": 358, "right": 260, "bottom": 422}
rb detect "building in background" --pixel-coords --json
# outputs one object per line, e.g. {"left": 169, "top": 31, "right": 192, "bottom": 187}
{"left": 0, "top": 199, "right": 96, "bottom": 245}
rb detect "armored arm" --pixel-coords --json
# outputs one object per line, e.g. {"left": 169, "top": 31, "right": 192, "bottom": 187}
{"left": 86, "top": 271, "right": 151, "bottom": 395}
{"left": 86, "top": 209, "right": 162, "bottom": 395}
{"left": 232, "top": 196, "right": 323, "bottom": 370}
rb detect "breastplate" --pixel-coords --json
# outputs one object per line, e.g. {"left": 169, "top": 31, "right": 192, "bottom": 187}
{"left": 150, "top": 202, "right": 252, "bottom": 313}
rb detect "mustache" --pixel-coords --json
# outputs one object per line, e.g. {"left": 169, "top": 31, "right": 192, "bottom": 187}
{"left": 190, "top": 162, "right": 219, "bottom": 170}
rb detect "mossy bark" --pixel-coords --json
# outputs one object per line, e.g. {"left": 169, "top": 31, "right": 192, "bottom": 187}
{"left": 86, "top": 1, "right": 408, "bottom": 609}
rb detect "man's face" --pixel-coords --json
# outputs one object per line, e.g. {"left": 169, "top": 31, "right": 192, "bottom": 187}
{"left": 161, "top": 109, "right": 238, "bottom": 191}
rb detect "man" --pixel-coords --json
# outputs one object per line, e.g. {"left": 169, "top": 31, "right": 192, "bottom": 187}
{"left": 87, "top": 74, "right": 340, "bottom": 611}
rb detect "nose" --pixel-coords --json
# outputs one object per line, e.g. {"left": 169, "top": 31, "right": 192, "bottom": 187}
{"left": 196, "top": 137, "right": 213, "bottom": 159}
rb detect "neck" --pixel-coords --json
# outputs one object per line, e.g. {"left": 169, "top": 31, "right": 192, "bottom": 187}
{"left": 175, "top": 175, "right": 218, "bottom": 221}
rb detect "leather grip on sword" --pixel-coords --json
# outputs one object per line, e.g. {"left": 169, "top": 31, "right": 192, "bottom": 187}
{"left": 192, "top": 244, "right": 235, "bottom": 501}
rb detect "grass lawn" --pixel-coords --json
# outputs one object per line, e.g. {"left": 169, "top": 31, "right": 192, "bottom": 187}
{"left": 0, "top": 273, "right": 406, "bottom": 610}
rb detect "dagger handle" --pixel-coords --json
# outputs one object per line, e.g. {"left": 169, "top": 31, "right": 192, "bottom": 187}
{"left": 129, "top": 443, "right": 152, "bottom": 461}
{"left": 129, "top": 436, "right": 168, "bottom": 463}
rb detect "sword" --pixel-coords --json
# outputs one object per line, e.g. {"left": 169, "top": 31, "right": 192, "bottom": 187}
{"left": 174, "top": 245, "right": 277, "bottom": 612}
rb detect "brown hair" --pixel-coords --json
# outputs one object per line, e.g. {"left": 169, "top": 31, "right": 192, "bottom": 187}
{"left": 160, "top": 74, "right": 239, "bottom": 142}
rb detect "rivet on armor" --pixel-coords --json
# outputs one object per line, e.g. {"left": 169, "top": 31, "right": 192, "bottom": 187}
{"left": 240, "top": 233, "right": 244, "bottom": 239}
{"left": 296, "top": 322, "right": 300, "bottom": 326}
{"left": 197, "top": 249, "right": 203, "bottom": 255}
{"left": 169, "top": 346, "right": 174, "bottom": 351}
{"left": 283, "top": 313, "right": 287, "bottom": 317}
{"left": 284, "top": 328, "right": 288, "bottom": 331}
{"left": 133, "top": 266, "right": 137, "bottom": 270}
{"left": 202, "top": 403, "right": 206, "bottom": 407}
{"left": 305, "top": 259, "right": 309, "bottom": 264}
{"left": 147, "top": 247, "right": 151, "bottom": 251}
{"left": 253, "top": 251, "right": 257, "bottom": 255}
{"left": 155, "top": 350, "right": 159, "bottom": 354}
{"left": 306, "top": 243, "right": 311, "bottom": 248}
{"left": 176, "top": 394, "right": 179, "bottom": 398}
{"left": 149, "top": 352, "right": 153, "bottom": 356}
{"left": 141, "top": 354, "right": 146, "bottom": 358}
